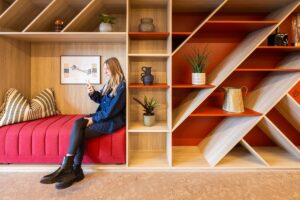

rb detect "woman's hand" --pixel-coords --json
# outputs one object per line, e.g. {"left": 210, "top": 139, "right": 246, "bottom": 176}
{"left": 87, "top": 83, "right": 95, "bottom": 95}
{"left": 84, "top": 117, "right": 94, "bottom": 127}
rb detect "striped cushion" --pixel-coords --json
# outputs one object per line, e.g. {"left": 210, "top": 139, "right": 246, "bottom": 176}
{"left": 0, "top": 88, "right": 60, "bottom": 127}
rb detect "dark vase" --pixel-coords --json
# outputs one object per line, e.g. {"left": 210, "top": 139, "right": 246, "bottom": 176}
{"left": 140, "top": 66, "right": 154, "bottom": 85}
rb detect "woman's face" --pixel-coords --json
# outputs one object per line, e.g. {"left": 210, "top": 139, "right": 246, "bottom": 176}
{"left": 103, "top": 63, "right": 112, "bottom": 78}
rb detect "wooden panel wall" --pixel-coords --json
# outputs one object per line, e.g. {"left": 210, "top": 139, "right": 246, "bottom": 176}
{"left": 0, "top": 37, "right": 31, "bottom": 102}
{"left": 30, "top": 42, "right": 126, "bottom": 114}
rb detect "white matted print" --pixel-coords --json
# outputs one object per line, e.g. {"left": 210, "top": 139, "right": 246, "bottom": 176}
{"left": 60, "top": 55, "right": 101, "bottom": 84}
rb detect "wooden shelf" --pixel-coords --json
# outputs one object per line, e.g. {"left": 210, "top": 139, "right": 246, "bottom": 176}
{"left": 129, "top": 83, "right": 169, "bottom": 89}
{"left": 172, "top": 146, "right": 210, "bottom": 168}
{"left": 236, "top": 68, "right": 300, "bottom": 72}
{"left": 128, "top": 53, "right": 169, "bottom": 57}
{"left": 128, "top": 121, "right": 168, "bottom": 132}
{"left": 129, "top": 32, "right": 169, "bottom": 40}
{"left": 172, "top": 84, "right": 215, "bottom": 89}
{"left": 256, "top": 46, "right": 300, "bottom": 53}
{"left": 251, "top": 147, "right": 300, "bottom": 168}
{"left": 190, "top": 107, "right": 262, "bottom": 117}
{"left": 129, "top": 150, "right": 169, "bottom": 168}
{"left": 0, "top": 32, "right": 126, "bottom": 42}
{"left": 172, "top": 32, "right": 192, "bottom": 37}
{"left": 201, "top": 20, "right": 278, "bottom": 32}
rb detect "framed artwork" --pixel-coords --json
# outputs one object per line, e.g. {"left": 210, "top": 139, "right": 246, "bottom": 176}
{"left": 60, "top": 55, "right": 101, "bottom": 84}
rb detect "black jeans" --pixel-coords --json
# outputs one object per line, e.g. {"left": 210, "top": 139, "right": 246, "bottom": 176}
{"left": 67, "top": 117, "right": 106, "bottom": 166}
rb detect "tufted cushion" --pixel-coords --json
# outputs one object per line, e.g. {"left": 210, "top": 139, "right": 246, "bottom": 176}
{"left": 0, "top": 115, "right": 126, "bottom": 164}
{"left": 0, "top": 88, "right": 60, "bottom": 127}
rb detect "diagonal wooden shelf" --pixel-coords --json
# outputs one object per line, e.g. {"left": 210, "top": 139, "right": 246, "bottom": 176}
{"left": 129, "top": 32, "right": 169, "bottom": 40}
{"left": 190, "top": 107, "right": 262, "bottom": 117}
{"left": 129, "top": 83, "right": 170, "bottom": 89}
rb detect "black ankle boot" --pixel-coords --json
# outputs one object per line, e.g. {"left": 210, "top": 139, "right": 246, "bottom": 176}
{"left": 73, "top": 164, "right": 85, "bottom": 182}
{"left": 55, "top": 162, "right": 84, "bottom": 189}
{"left": 40, "top": 155, "right": 74, "bottom": 184}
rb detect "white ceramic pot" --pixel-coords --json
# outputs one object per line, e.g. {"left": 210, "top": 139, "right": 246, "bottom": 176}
{"left": 99, "top": 23, "right": 112, "bottom": 32}
{"left": 192, "top": 73, "right": 206, "bottom": 85}
{"left": 144, "top": 114, "right": 155, "bottom": 127}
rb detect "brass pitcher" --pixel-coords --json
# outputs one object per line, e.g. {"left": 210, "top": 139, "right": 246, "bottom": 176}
{"left": 222, "top": 86, "right": 248, "bottom": 113}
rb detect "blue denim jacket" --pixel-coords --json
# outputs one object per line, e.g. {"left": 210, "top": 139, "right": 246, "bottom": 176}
{"left": 87, "top": 80, "right": 126, "bottom": 133}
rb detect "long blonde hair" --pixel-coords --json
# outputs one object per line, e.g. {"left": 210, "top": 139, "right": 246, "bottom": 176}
{"left": 102, "top": 57, "right": 125, "bottom": 96}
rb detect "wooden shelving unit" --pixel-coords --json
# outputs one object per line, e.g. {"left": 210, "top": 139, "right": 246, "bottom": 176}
{"left": 1, "top": 0, "right": 300, "bottom": 170}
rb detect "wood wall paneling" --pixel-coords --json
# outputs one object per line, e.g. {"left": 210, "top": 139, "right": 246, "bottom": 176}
{"left": 30, "top": 42, "right": 126, "bottom": 114}
{"left": 0, "top": 37, "right": 31, "bottom": 101}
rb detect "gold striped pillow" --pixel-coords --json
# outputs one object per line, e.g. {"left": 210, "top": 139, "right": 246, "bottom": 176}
{"left": 0, "top": 88, "right": 60, "bottom": 127}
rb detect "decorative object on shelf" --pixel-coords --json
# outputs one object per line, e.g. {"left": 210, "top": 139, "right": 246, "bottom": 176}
{"left": 185, "top": 46, "right": 209, "bottom": 85}
{"left": 140, "top": 66, "right": 154, "bottom": 85}
{"left": 54, "top": 19, "right": 64, "bottom": 32}
{"left": 99, "top": 13, "right": 115, "bottom": 32}
{"left": 222, "top": 86, "right": 248, "bottom": 113}
{"left": 139, "top": 18, "right": 155, "bottom": 32}
{"left": 291, "top": 14, "right": 300, "bottom": 46}
{"left": 267, "top": 27, "right": 288, "bottom": 46}
{"left": 133, "top": 96, "right": 159, "bottom": 127}
{"left": 60, "top": 55, "right": 101, "bottom": 84}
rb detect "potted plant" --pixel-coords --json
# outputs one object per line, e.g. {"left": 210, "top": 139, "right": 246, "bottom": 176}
{"left": 133, "top": 96, "right": 158, "bottom": 127}
{"left": 185, "top": 46, "right": 209, "bottom": 85}
{"left": 99, "top": 13, "right": 115, "bottom": 32}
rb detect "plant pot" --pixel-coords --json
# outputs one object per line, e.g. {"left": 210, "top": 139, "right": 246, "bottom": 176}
{"left": 192, "top": 73, "right": 206, "bottom": 85}
{"left": 143, "top": 114, "right": 155, "bottom": 127}
{"left": 99, "top": 22, "right": 112, "bottom": 32}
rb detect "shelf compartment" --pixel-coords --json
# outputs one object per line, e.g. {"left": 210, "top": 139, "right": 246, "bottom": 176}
{"left": 128, "top": 132, "right": 169, "bottom": 168}
{"left": 0, "top": 0, "right": 15, "bottom": 16}
{"left": 128, "top": 56, "right": 168, "bottom": 85}
{"left": 129, "top": 39, "right": 168, "bottom": 54}
{"left": 172, "top": 84, "right": 215, "bottom": 89}
{"left": 23, "top": 0, "right": 92, "bottom": 32}
{"left": 0, "top": 32, "right": 126, "bottom": 42}
{"left": 0, "top": 0, "right": 52, "bottom": 32}
{"left": 129, "top": 32, "right": 169, "bottom": 40}
{"left": 215, "top": 146, "right": 267, "bottom": 168}
{"left": 129, "top": 83, "right": 169, "bottom": 89}
{"left": 128, "top": 121, "right": 168, "bottom": 132}
{"left": 275, "top": 94, "right": 300, "bottom": 132}
{"left": 172, "top": 32, "right": 192, "bottom": 37}
{"left": 172, "top": 146, "right": 210, "bottom": 168}
{"left": 190, "top": 107, "right": 262, "bottom": 117}
{"left": 258, "top": 117, "right": 300, "bottom": 159}
{"left": 129, "top": 88, "right": 168, "bottom": 132}
{"left": 63, "top": 0, "right": 126, "bottom": 32}
{"left": 129, "top": 1, "right": 168, "bottom": 32}
{"left": 250, "top": 146, "right": 300, "bottom": 168}
{"left": 289, "top": 81, "right": 300, "bottom": 104}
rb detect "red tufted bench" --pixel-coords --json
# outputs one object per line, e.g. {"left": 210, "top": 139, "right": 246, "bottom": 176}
{"left": 0, "top": 115, "right": 126, "bottom": 164}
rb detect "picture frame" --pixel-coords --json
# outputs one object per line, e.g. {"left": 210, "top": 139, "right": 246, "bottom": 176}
{"left": 60, "top": 55, "right": 101, "bottom": 85}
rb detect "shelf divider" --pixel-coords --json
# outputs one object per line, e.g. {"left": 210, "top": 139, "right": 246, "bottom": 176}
{"left": 275, "top": 94, "right": 300, "bottom": 132}
{"left": 258, "top": 117, "right": 300, "bottom": 159}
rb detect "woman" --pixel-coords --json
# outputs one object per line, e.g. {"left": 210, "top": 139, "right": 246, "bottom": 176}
{"left": 40, "top": 57, "right": 126, "bottom": 190}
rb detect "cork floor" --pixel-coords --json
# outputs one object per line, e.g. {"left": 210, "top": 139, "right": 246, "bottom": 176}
{"left": 0, "top": 171, "right": 300, "bottom": 200}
